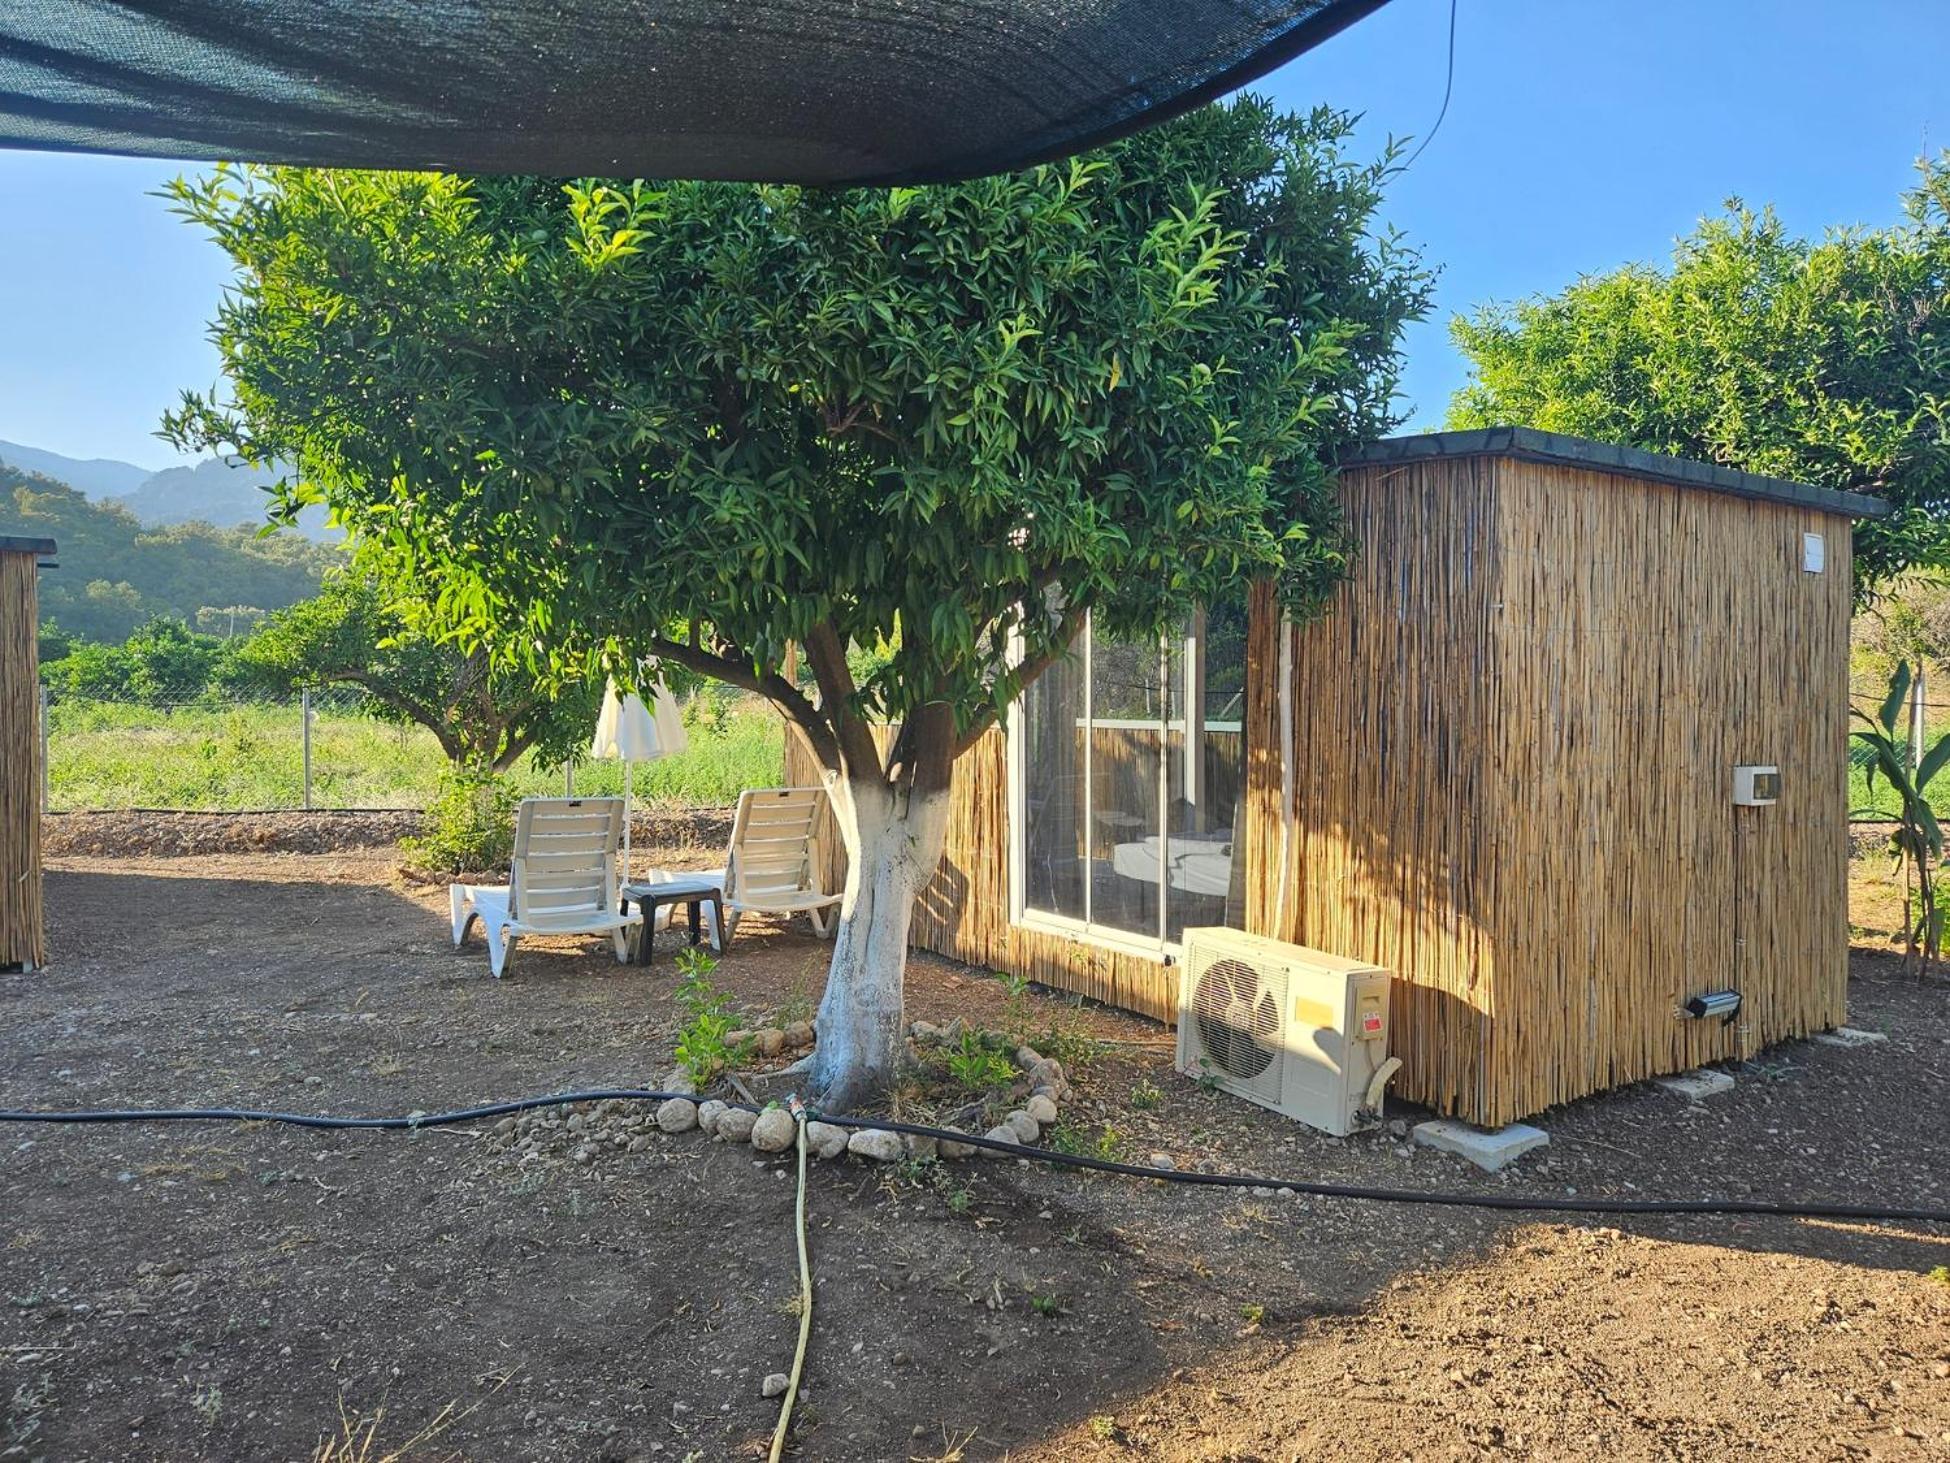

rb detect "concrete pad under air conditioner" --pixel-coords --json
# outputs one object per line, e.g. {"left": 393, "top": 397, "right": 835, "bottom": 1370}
{"left": 1411, "top": 1120, "right": 1548, "bottom": 1173}
{"left": 1811, "top": 1027, "right": 1888, "bottom": 1049}
{"left": 1653, "top": 1069, "right": 1736, "bottom": 1101}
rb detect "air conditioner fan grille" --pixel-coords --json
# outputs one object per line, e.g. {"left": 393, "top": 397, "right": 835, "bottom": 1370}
{"left": 1192, "top": 955, "right": 1279, "bottom": 1081}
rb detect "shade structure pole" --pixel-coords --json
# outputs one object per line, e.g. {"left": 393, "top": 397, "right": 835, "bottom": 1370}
{"left": 623, "top": 760, "right": 633, "bottom": 885}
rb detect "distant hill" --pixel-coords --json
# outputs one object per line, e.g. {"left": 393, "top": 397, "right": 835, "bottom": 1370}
{"left": 0, "top": 462, "right": 340, "bottom": 642}
{"left": 0, "top": 440, "right": 154, "bottom": 500}
{"left": 0, "top": 439, "right": 334, "bottom": 539}
{"left": 115, "top": 454, "right": 337, "bottom": 537}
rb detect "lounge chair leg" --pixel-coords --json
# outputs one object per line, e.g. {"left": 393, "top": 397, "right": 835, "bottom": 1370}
{"left": 449, "top": 884, "right": 469, "bottom": 947}
{"left": 488, "top": 925, "right": 514, "bottom": 979}
{"left": 611, "top": 927, "right": 631, "bottom": 964}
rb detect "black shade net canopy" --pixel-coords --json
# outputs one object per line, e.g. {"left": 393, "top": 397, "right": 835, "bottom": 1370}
{"left": 1, "top": 0, "right": 1386, "bottom": 185}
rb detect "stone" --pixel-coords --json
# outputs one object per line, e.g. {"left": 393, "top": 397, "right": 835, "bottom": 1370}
{"left": 726, "top": 1029, "right": 753, "bottom": 1051}
{"left": 756, "top": 1028, "right": 786, "bottom": 1058}
{"left": 761, "top": 1373, "right": 790, "bottom": 1399}
{"left": 904, "top": 1133, "right": 939, "bottom": 1161}
{"left": 846, "top": 1128, "right": 906, "bottom": 1162}
{"left": 494, "top": 1117, "right": 517, "bottom": 1135}
{"left": 1004, "top": 1109, "right": 1040, "bottom": 1144}
{"left": 660, "top": 1070, "right": 697, "bottom": 1096}
{"left": 806, "top": 1121, "right": 850, "bottom": 1160}
{"left": 910, "top": 1020, "right": 940, "bottom": 1040}
{"left": 654, "top": 1098, "right": 698, "bottom": 1134}
{"left": 981, "top": 1125, "right": 1019, "bottom": 1154}
{"left": 1412, "top": 1119, "right": 1549, "bottom": 1173}
{"left": 627, "top": 1136, "right": 652, "bottom": 1154}
{"left": 1024, "top": 1094, "right": 1059, "bottom": 1126}
{"left": 1652, "top": 1069, "right": 1736, "bottom": 1101}
{"left": 941, "top": 1016, "right": 968, "bottom": 1042}
{"left": 750, "top": 1108, "right": 797, "bottom": 1153}
{"left": 696, "top": 1099, "right": 728, "bottom": 1136}
{"left": 1015, "top": 1046, "right": 1045, "bottom": 1070}
{"left": 782, "top": 1021, "right": 815, "bottom": 1051}
{"left": 1812, "top": 1026, "right": 1889, "bottom": 1049}
{"left": 939, "top": 1135, "right": 978, "bottom": 1160}
{"left": 1148, "top": 1152, "right": 1175, "bottom": 1171}
{"left": 715, "top": 1107, "right": 757, "bottom": 1144}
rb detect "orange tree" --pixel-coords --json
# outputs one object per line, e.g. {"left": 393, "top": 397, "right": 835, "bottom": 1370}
{"left": 164, "top": 98, "right": 1429, "bottom": 1110}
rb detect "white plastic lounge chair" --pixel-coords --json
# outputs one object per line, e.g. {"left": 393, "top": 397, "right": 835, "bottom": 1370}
{"left": 449, "top": 797, "right": 642, "bottom": 978}
{"left": 642, "top": 786, "right": 841, "bottom": 948}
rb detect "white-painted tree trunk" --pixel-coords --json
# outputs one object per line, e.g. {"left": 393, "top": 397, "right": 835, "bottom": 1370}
{"left": 806, "top": 772, "right": 951, "bottom": 1112}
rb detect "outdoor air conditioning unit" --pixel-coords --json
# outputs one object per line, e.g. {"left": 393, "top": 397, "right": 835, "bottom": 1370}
{"left": 1175, "top": 928, "right": 1400, "bottom": 1137}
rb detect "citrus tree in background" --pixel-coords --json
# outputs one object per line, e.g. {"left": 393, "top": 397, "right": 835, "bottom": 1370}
{"left": 1449, "top": 153, "right": 1950, "bottom": 594}
{"left": 164, "top": 98, "right": 1431, "bottom": 1110}
{"left": 234, "top": 565, "right": 600, "bottom": 776}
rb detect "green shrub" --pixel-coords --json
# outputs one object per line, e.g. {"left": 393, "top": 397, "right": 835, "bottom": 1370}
{"left": 399, "top": 770, "right": 519, "bottom": 875}
{"left": 943, "top": 1030, "right": 1017, "bottom": 1094}
{"left": 672, "top": 946, "right": 752, "bottom": 1085}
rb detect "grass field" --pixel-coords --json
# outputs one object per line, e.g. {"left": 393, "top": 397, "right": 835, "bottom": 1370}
{"left": 44, "top": 695, "right": 786, "bottom": 811}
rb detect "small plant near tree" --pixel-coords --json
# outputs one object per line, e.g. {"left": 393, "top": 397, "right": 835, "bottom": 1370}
{"left": 1087, "top": 1415, "right": 1118, "bottom": 1442}
{"left": 1852, "top": 662, "right": 1950, "bottom": 974}
{"left": 942, "top": 1031, "right": 1018, "bottom": 1095}
{"left": 672, "top": 947, "right": 753, "bottom": 1085}
{"left": 399, "top": 769, "right": 519, "bottom": 876}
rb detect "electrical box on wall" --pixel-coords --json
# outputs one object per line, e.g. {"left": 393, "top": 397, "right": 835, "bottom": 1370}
{"left": 1733, "top": 765, "right": 1781, "bottom": 806}
{"left": 1802, "top": 532, "right": 1825, "bottom": 573}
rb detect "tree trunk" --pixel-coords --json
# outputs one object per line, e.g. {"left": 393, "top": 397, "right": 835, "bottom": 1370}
{"left": 805, "top": 772, "right": 951, "bottom": 1113}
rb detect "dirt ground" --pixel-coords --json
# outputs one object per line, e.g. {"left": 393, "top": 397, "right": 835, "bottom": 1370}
{"left": 1, "top": 826, "right": 1947, "bottom": 1461}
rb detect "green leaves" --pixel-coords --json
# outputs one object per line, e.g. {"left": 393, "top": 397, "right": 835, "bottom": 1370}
{"left": 166, "top": 98, "right": 1429, "bottom": 747}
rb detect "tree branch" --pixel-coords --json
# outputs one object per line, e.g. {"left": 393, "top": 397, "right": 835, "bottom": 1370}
{"left": 804, "top": 623, "right": 883, "bottom": 781}
{"left": 951, "top": 612, "right": 1084, "bottom": 758}
{"left": 645, "top": 634, "right": 842, "bottom": 774}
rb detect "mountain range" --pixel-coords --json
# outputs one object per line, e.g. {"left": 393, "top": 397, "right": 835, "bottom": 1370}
{"left": 0, "top": 438, "right": 333, "bottom": 539}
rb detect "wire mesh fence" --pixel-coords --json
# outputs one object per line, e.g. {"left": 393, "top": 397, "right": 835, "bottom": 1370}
{"left": 39, "top": 687, "right": 787, "bottom": 813}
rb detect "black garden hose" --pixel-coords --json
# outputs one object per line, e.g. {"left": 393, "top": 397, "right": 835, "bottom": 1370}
{"left": 1, "top": 1091, "right": 1946, "bottom": 1224}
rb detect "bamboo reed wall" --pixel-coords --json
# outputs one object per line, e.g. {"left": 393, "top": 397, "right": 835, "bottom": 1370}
{"left": 785, "top": 447, "right": 1856, "bottom": 1125}
{"left": 0, "top": 546, "right": 45, "bottom": 969}
{"left": 1264, "top": 455, "right": 1852, "bottom": 1124}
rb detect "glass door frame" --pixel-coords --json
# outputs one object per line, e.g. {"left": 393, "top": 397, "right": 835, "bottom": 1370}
{"left": 1007, "top": 609, "right": 1210, "bottom": 956}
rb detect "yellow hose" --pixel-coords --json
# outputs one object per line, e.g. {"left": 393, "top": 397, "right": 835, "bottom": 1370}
{"left": 769, "top": 1109, "right": 813, "bottom": 1463}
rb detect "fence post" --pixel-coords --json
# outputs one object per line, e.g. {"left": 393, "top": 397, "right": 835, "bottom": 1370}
{"left": 1912, "top": 661, "right": 1927, "bottom": 774}
{"left": 564, "top": 761, "right": 575, "bottom": 796}
{"left": 38, "top": 684, "right": 49, "bottom": 814}
{"left": 301, "top": 689, "right": 314, "bottom": 811}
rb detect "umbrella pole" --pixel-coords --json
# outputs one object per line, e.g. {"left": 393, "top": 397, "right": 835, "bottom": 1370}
{"left": 623, "top": 760, "right": 633, "bottom": 885}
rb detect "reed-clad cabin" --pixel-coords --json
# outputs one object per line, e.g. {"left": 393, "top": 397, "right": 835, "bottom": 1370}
{"left": 790, "top": 429, "right": 1885, "bottom": 1126}
{"left": 0, "top": 535, "right": 54, "bottom": 973}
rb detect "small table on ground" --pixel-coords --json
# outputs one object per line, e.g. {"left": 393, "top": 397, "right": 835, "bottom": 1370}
{"left": 620, "top": 876, "right": 726, "bottom": 967}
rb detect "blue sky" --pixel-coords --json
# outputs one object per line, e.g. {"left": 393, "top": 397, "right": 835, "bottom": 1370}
{"left": 0, "top": 0, "right": 1944, "bottom": 469}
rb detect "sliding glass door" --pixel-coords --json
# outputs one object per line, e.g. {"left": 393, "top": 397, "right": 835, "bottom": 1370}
{"left": 1014, "top": 594, "right": 1246, "bottom": 949}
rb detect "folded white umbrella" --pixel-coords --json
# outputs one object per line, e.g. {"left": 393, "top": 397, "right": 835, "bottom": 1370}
{"left": 590, "top": 679, "right": 689, "bottom": 883}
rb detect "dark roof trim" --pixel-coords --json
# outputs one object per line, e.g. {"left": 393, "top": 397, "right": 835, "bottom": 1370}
{"left": 0, "top": 536, "right": 57, "bottom": 556}
{"left": 1343, "top": 427, "right": 1890, "bottom": 520}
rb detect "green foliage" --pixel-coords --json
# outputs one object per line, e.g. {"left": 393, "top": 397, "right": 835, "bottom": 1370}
{"left": 164, "top": 96, "right": 1429, "bottom": 745}
{"left": 1852, "top": 662, "right": 1950, "bottom": 971}
{"left": 42, "top": 691, "right": 784, "bottom": 812}
{"left": 1130, "top": 1078, "right": 1164, "bottom": 1111}
{"left": 1449, "top": 153, "right": 1950, "bottom": 591}
{"left": 40, "top": 616, "right": 247, "bottom": 704}
{"left": 397, "top": 769, "right": 519, "bottom": 875}
{"left": 943, "top": 1031, "right": 1018, "bottom": 1094}
{"left": 672, "top": 946, "right": 753, "bottom": 1085}
{"left": 234, "top": 566, "right": 603, "bottom": 773}
{"left": 0, "top": 463, "right": 335, "bottom": 641}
